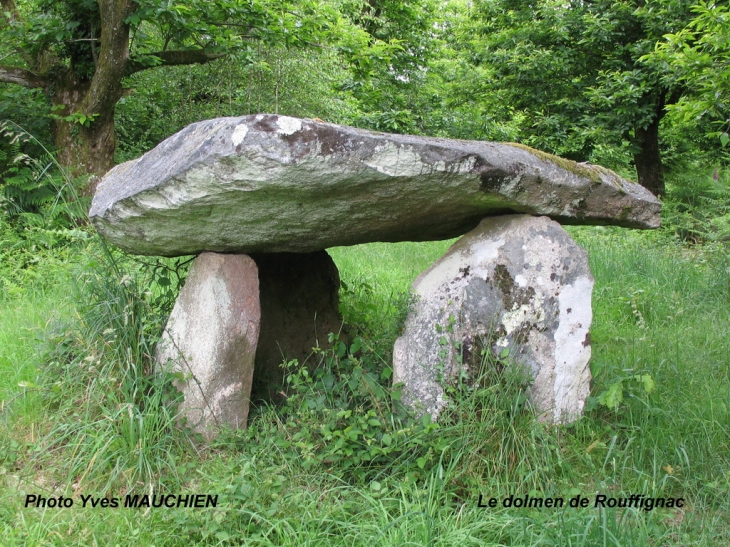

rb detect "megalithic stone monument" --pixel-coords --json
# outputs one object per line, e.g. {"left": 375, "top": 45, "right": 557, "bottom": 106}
{"left": 90, "top": 114, "right": 661, "bottom": 435}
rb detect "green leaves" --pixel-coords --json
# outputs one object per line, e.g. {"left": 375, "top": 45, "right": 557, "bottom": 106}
{"left": 591, "top": 372, "right": 656, "bottom": 411}
{"left": 277, "top": 335, "right": 442, "bottom": 480}
{"left": 652, "top": 1, "right": 730, "bottom": 145}
{"left": 125, "top": 0, "right": 346, "bottom": 56}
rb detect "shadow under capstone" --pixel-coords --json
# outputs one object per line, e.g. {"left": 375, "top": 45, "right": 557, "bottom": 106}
{"left": 249, "top": 250, "right": 345, "bottom": 404}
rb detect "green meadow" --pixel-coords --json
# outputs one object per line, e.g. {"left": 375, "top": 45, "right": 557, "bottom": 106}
{"left": 1, "top": 217, "right": 728, "bottom": 546}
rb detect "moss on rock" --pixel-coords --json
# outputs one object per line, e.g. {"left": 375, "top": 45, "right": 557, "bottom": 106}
{"left": 506, "top": 142, "right": 603, "bottom": 184}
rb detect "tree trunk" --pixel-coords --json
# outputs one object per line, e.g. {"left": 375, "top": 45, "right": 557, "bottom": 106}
{"left": 633, "top": 114, "right": 665, "bottom": 198}
{"left": 50, "top": 77, "right": 117, "bottom": 190}
{"left": 47, "top": 0, "right": 134, "bottom": 192}
{"left": 53, "top": 114, "right": 117, "bottom": 182}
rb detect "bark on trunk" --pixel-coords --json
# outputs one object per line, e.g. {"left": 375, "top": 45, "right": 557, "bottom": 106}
{"left": 50, "top": 75, "right": 117, "bottom": 192}
{"left": 52, "top": 113, "right": 117, "bottom": 190}
{"left": 633, "top": 108, "right": 666, "bottom": 197}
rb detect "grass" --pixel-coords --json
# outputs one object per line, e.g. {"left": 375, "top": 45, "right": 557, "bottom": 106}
{"left": 1, "top": 225, "right": 729, "bottom": 545}
{"left": 0, "top": 287, "right": 65, "bottom": 422}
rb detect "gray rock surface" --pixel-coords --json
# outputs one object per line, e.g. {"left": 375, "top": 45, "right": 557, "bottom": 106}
{"left": 251, "top": 251, "right": 344, "bottom": 400}
{"left": 392, "top": 215, "right": 593, "bottom": 424}
{"left": 90, "top": 114, "right": 660, "bottom": 257}
{"left": 156, "top": 252, "right": 260, "bottom": 437}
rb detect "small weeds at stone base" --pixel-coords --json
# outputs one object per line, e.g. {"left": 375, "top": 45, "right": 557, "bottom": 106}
{"left": 261, "top": 334, "right": 444, "bottom": 483}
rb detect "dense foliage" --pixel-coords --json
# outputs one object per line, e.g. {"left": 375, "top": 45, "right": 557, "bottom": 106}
{"left": 653, "top": 1, "right": 730, "bottom": 146}
{"left": 2, "top": 0, "right": 728, "bottom": 194}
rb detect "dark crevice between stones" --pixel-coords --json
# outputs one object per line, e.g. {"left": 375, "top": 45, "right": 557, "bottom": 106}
{"left": 248, "top": 250, "right": 346, "bottom": 406}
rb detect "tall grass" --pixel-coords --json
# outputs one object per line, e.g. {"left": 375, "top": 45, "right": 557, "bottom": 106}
{"left": 1, "top": 122, "right": 196, "bottom": 504}
{"left": 572, "top": 227, "right": 730, "bottom": 501}
{"left": 2, "top": 229, "right": 729, "bottom": 545}
{"left": 1, "top": 242, "right": 196, "bottom": 498}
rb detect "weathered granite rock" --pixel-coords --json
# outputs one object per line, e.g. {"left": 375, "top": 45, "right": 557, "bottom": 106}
{"left": 392, "top": 215, "right": 593, "bottom": 424}
{"left": 250, "top": 251, "right": 344, "bottom": 399}
{"left": 90, "top": 115, "right": 660, "bottom": 257}
{"left": 156, "top": 252, "right": 260, "bottom": 437}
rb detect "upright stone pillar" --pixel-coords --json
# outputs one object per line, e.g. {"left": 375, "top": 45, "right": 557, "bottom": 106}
{"left": 393, "top": 215, "right": 594, "bottom": 424}
{"left": 251, "top": 251, "right": 344, "bottom": 399}
{"left": 156, "top": 252, "right": 260, "bottom": 438}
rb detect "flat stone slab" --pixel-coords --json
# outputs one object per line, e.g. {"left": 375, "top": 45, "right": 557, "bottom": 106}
{"left": 90, "top": 115, "right": 660, "bottom": 256}
{"left": 393, "top": 215, "right": 593, "bottom": 424}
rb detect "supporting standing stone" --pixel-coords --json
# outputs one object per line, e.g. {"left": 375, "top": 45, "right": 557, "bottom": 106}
{"left": 251, "top": 251, "right": 344, "bottom": 398}
{"left": 156, "top": 252, "right": 260, "bottom": 438}
{"left": 393, "top": 215, "right": 594, "bottom": 424}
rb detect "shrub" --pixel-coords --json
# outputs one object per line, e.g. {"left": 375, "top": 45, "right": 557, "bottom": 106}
{"left": 260, "top": 334, "right": 443, "bottom": 484}
{"left": 663, "top": 166, "right": 730, "bottom": 243}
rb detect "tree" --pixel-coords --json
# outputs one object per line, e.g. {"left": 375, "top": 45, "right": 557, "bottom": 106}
{"left": 336, "top": 0, "right": 439, "bottom": 134}
{"left": 457, "top": 0, "right": 698, "bottom": 196}
{"left": 0, "top": 0, "right": 349, "bottom": 187}
{"left": 652, "top": 1, "right": 730, "bottom": 150}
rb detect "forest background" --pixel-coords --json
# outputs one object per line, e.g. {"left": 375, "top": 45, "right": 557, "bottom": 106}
{"left": 1, "top": 1, "right": 730, "bottom": 545}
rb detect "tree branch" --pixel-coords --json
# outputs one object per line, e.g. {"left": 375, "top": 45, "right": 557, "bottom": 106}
{"left": 82, "top": 0, "right": 135, "bottom": 118}
{"left": 126, "top": 49, "right": 225, "bottom": 75}
{"left": 0, "top": 65, "right": 47, "bottom": 88}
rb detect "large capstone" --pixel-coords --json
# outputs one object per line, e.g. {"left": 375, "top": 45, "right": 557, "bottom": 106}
{"left": 90, "top": 115, "right": 660, "bottom": 257}
{"left": 392, "top": 215, "right": 593, "bottom": 424}
{"left": 156, "top": 252, "right": 260, "bottom": 437}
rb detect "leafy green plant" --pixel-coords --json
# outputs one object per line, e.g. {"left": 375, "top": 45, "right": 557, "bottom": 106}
{"left": 586, "top": 366, "right": 656, "bottom": 412}
{"left": 49, "top": 105, "right": 99, "bottom": 128}
{"left": 267, "top": 334, "right": 442, "bottom": 483}
{"left": 132, "top": 254, "right": 194, "bottom": 317}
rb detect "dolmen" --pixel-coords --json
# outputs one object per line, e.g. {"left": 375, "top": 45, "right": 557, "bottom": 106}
{"left": 90, "top": 114, "right": 661, "bottom": 437}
